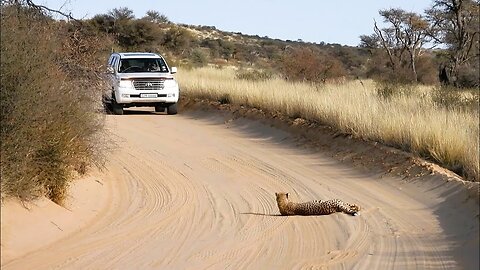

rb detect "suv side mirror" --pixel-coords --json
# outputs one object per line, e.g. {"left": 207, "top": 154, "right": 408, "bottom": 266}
{"left": 170, "top": 67, "right": 177, "bottom": 74}
{"left": 106, "top": 66, "right": 114, "bottom": 74}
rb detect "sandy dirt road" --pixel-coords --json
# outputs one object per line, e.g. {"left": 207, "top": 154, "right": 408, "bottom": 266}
{"left": 2, "top": 108, "right": 479, "bottom": 269}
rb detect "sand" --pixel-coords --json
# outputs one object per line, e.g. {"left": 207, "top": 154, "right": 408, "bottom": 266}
{"left": 1, "top": 107, "right": 478, "bottom": 269}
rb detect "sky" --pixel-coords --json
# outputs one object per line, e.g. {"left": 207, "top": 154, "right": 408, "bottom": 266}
{"left": 41, "top": 0, "right": 433, "bottom": 46}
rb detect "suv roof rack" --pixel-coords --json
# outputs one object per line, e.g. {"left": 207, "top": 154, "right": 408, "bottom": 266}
{"left": 118, "top": 52, "right": 159, "bottom": 58}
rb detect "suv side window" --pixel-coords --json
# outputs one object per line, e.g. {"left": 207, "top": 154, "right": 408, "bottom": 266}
{"left": 112, "top": 57, "right": 119, "bottom": 71}
{"left": 109, "top": 55, "right": 117, "bottom": 66}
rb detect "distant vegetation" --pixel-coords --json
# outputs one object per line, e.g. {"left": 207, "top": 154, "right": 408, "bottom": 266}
{"left": 1, "top": 0, "right": 478, "bottom": 203}
{"left": 83, "top": 2, "right": 478, "bottom": 88}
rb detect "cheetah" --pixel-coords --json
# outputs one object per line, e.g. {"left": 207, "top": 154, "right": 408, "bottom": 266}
{"left": 275, "top": 192, "right": 360, "bottom": 216}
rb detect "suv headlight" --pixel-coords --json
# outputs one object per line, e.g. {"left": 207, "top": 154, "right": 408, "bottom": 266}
{"left": 163, "top": 79, "right": 177, "bottom": 87}
{"left": 119, "top": 80, "right": 132, "bottom": 87}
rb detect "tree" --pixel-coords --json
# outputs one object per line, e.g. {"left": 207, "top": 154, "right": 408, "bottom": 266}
{"left": 108, "top": 7, "right": 134, "bottom": 21}
{"left": 144, "top": 10, "right": 170, "bottom": 24}
{"left": 116, "top": 20, "right": 158, "bottom": 49}
{"left": 90, "top": 14, "right": 115, "bottom": 34}
{"left": 90, "top": 8, "right": 159, "bottom": 49}
{"left": 373, "top": 8, "right": 433, "bottom": 82}
{"left": 359, "top": 34, "right": 380, "bottom": 50}
{"left": 426, "top": 0, "right": 480, "bottom": 86}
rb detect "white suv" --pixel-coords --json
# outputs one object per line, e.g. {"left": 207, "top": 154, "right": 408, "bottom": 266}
{"left": 104, "top": 52, "right": 180, "bottom": 115}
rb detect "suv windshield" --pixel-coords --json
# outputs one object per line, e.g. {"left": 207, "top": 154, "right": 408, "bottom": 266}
{"left": 118, "top": 58, "right": 169, "bottom": 73}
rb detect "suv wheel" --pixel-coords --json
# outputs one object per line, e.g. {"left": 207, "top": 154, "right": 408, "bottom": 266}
{"left": 103, "top": 101, "right": 113, "bottom": 114}
{"left": 155, "top": 105, "right": 165, "bottom": 113}
{"left": 112, "top": 100, "right": 124, "bottom": 115}
{"left": 167, "top": 103, "right": 178, "bottom": 115}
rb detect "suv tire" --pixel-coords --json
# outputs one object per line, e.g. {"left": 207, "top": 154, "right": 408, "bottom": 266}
{"left": 103, "top": 101, "right": 113, "bottom": 114}
{"left": 167, "top": 103, "right": 178, "bottom": 115}
{"left": 112, "top": 100, "right": 124, "bottom": 115}
{"left": 155, "top": 105, "right": 165, "bottom": 113}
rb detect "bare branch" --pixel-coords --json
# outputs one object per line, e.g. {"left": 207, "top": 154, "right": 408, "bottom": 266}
{"left": 374, "top": 20, "right": 396, "bottom": 71}
{"left": 24, "top": 0, "right": 80, "bottom": 22}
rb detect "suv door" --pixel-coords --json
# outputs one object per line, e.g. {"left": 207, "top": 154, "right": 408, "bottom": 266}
{"left": 104, "top": 55, "right": 118, "bottom": 104}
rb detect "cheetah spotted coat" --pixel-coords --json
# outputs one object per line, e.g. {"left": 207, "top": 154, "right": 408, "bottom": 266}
{"left": 275, "top": 192, "right": 360, "bottom": 216}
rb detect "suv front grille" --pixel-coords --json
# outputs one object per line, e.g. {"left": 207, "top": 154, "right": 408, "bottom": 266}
{"left": 133, "top": 79, "right": 164, "bottom": 91}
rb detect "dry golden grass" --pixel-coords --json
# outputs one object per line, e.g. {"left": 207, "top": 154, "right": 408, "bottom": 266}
{"left": 177, "top": 67, "right": 479, "bottom": 181}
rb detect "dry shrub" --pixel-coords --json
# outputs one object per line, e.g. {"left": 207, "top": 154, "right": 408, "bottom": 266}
{"left": 375, "top": 81, "right": 414, "bottom": 100}
{"left": 431, "top": 86, "right": 480, "bottom": 112}
{"left": 416, "top": 54, "right": 439, "bottom": 85}
{"left": 456, "top": 64, "right": 480, "bottom": 88}
{"left": 0, "top": 4, "right": 112, "bottom": 203}
{"left": 190, "top": 48, "right": 209, "bottom": 67}
{"left": 279, "top": 47, "right": 346, "bottom": 83}
{"left": 366, "top": 50, "right": 439, "bottom": 85}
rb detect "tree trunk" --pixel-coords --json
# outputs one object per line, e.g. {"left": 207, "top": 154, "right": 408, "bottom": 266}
{"left": 410, "top": 53, "right": 418, "bottom": 82}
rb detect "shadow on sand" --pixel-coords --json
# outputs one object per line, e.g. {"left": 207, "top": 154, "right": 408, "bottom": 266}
{"left": 240, "top": 212, "right": 282, "bottom": 217}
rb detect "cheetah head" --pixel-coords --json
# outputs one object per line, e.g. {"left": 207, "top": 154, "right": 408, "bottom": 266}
{"left": 350, "top": 204, "right": 360, "bottom": 212}
{"left": 275, "top": 192, "right": 289, "bottom": 202}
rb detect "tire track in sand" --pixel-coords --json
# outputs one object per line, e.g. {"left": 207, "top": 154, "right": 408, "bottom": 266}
{"left": 3, "top": 108, "right": 478, "bottom": 270}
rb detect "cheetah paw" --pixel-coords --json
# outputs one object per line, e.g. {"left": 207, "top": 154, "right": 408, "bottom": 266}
{"left": 352, "top": 212, "right": 360, "bottom": 216}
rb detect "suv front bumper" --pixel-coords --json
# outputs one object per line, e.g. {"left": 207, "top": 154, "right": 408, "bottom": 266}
{"left": 115, "top": 86, "right": 179, "bottom": 105}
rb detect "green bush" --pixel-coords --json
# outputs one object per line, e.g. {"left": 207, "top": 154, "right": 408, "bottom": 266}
{"left": 190, "top": 48, "right": 209, "bottom": 67}
{"left": 161, "top": 26, "right": 194, "bottom": 55}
